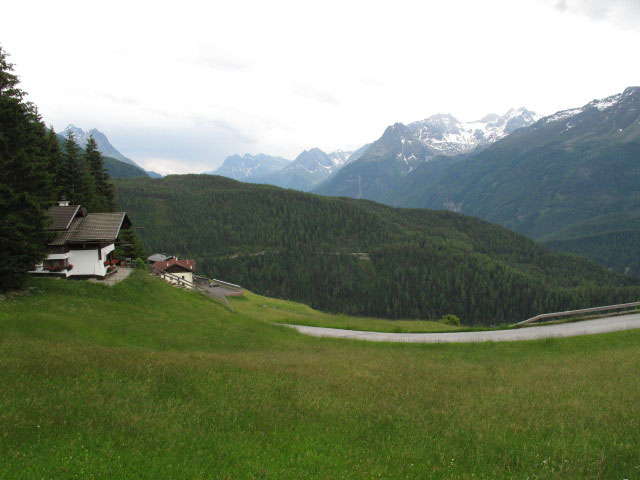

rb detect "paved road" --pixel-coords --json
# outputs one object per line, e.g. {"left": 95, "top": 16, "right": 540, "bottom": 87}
{"left": 198, "top": 284, "right": 240, "bottom": 299}
{"left": 281, "top": 313, "right": 640, "bottom": 343}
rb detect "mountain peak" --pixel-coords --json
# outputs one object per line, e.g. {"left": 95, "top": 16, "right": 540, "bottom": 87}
{"left": 424, "top": 113, "right": 460, "bottom": 124}
{"left": 542, "top": 87, "right": 639, "bottom": 126}
{"left": 61, "top": 124, "right": 140, "bottom": 168}
{"left": 405, "top": 108, "right": 539, "bottom": 157}
{"left": 304, "top": 147, "right": 326, "bottom": 156}
{"left": 211, "top": 153, "right": 291, "bottom": 180}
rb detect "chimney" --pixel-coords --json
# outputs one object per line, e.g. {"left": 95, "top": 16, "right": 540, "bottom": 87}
{"left": 58, "top": 196, "right": 70, "bottom": 207}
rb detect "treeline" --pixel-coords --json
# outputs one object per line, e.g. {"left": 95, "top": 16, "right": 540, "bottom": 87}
{"left": 115, "top": 174, "right": 640, "bottom": 324}
{"left": 48, "top": 131, "right": 116, "bottom": 212}
{"left": 546, "top": 231, "right": 640, "bottom": 277}
{"left": 0, "top": 45, "right": 139, "bottom": 290}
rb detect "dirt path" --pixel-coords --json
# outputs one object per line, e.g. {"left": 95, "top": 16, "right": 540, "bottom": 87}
{"left": 281, "top": 313, "right": 640, "bottom": 343}
{"left": 88, "top": 267, "right": 134, "bottom": 286}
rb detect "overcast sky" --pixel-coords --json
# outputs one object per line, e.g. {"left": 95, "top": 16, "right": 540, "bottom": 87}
{"left": 2, "top": 0, "right": 639, "bottom": 174}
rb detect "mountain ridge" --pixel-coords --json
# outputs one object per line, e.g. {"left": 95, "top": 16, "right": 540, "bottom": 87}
{"left": 62, "top": 125, "right": 160, "bottom": 178}
{"left": 388, "top": 86, "right": 640, "bottom": 274}
{"left": 208, "top": 153, "right": 291, "bottom": 181}
{"left": 55, "top": 132, "right": 149, "bottom": 179}
{"left": 313, "top": 107, "right": 539, "bottom": 200}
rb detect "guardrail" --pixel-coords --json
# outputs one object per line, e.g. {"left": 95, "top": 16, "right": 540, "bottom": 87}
{"left": 209, "top": 278, "right": 243, "bottom": 292}
{"left": 151, "top": 267, "right": 196, "bottom": 290}
{"left": 514, "top": 301, "right": 640, "bottom": 326}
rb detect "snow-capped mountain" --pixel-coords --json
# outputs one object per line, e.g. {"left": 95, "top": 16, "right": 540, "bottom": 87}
{"left": 314, "top": 108, "right": 538, "bottom": 200}
{"left": 62, "top": 125, "right": 135, "bottom": 166}
{"left": 388, "top": 86, "right": 640, "bottom": 238}
{"left": 540, "top": 87, "right": 637, "bottom": 128}
{"left": 253, "top": 148, "right": 353, "bottom": 191}
{"left": 62, "top": 125, "right": 161, "bottom": 177}
{"left": 210, "top": 153, "right": 291, "bottom": 181}
{"left": 209, "top": 146, "right": 370, "bottom": 191}
{"left": 406, "top": 108, "right": 540, "bottom": 162}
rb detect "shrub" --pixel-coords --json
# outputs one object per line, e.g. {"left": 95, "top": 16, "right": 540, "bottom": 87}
{"left": 440, "top": 314, "right": 461, "bottom": 326}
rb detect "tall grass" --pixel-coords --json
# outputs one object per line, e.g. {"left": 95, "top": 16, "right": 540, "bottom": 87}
{"left": 1, "top": 272, "right": 639, "bottom": 478}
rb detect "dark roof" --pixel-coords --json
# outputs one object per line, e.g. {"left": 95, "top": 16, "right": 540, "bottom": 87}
{"left": 49, "top": 212, "right": 130, "bottom": 246}
{"left": 148, "top": 253, "right": 174, "bottom": 262}
{"left": 164, "top": 263, "right": 194, "bottom": 273}
{"left": 46, "top": 205, "right": 82, "bottom": 230}
{"left": 155, "top": 258, "right": 195, "bottom": 273}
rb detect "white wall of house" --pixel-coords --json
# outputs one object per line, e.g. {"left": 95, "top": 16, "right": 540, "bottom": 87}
{"left": 67, "top": 244, "right": 114, "bottom": 277}
{"left": 160, "top": 271, "right": 194, "bottom": 289}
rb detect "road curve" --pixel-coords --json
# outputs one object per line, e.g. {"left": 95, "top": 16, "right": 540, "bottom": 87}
{"left": 281, "top": 313, "right": 640, "bottom": 343}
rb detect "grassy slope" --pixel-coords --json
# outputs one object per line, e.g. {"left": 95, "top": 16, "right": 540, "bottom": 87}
{"left": 234, "top": 291, "right": 465, "bottom": 333}
{"left": 1, "top": 273, "right": 639, "bottom": 479}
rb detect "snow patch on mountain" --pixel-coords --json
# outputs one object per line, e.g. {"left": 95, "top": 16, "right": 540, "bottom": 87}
{"left": 542, "top": 91, "right": 629, "bottom": 125}
{"left": 544, "top": 108, "right": 584, "bottom": 124}
{"left": 406, "top": 108, "right": 540, "bottom": 158}
{"left": 590, "top": 94, "right": 622, "bottom": 111}
{"left": 286, "top": 148, "right": 356, "bottom": 178}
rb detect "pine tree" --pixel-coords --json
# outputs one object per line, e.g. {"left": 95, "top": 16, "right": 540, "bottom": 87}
{"left": 114, "top": 227, "right": 146, "bottom": 261}
{"left": 0, "top": 45, "right": 53, "bottom": 290}
{"left": 43, "top": 126, "right": 64, "bottom": 200}
{"left": 84, "top": 135, "right": 115, "bottom": 211}
{"left": 62, "top": 131, "right": 97, "bottom": 209}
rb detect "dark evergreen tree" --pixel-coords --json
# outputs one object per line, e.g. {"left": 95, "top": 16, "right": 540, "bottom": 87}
{"left": 84, "top": 135, "right": 116, "bottom": 211}
{"left": 0, "top": 45, "right": 52, "bottom": 290}
{"left": 62, "top": 131, "right": 97, "bottom": 209}
{"left": 43, "top": 126, "right": 64, "bottom": 200}
{"left": 114, "top": 227, "right": 146, "bottom": 261}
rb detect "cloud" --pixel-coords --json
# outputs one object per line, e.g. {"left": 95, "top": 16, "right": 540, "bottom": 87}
{"left": 192, "top": 116, "right": 257, "bottom": 145}
{"left": 182, "top": 48, "right": 251, "bottom": 72}
{"left": 291, "top": 84, "right": 341, "bottom": 106}
{"left": 103, "top": 120, "right": 260, "bottom": 174}
{"left": 549, "top": 0, "right": 640, "bottom": 27}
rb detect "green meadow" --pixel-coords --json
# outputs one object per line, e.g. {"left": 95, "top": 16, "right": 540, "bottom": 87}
{"left": 1, "top": 271, "right": 639, "bottom": 479}
{"left": 233, "top": 291, "right": 466, "bottom": 333}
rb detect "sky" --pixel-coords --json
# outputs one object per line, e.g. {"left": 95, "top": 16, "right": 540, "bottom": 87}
{"left": 2, "top": 0, "right": 639, "bottom": 174}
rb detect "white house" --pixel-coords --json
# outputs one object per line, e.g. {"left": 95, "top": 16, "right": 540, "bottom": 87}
{"left": 153, "top": 258, "right": 196, "bottom": 289}
{"left": 31, "top": 199, "right": 131, "bottom": 278}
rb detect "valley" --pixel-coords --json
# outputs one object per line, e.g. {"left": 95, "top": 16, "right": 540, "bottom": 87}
{"left": 115, "top": 174, "right": 640, "bottom": 325}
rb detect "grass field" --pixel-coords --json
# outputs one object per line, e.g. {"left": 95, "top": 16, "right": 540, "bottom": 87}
{"left": 1, "top": 271, "right": 640, "bottom": 479}
{"left": 232, "top": 291, "right": 467, "bottom": 333}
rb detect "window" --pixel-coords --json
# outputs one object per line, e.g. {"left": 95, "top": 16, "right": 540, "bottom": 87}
{"left": 43, "top": 259, "right": 68, "bottom": 271}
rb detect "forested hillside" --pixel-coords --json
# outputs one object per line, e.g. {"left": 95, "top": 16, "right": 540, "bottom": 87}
{"left": 388, "top": 87, "right": 640, "bottom": 274}
{"left": 103, "top": 155, "right": 149, "bottom": 178}
{"left": 115, "top": 175, "right": 640, "bottom": 324}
